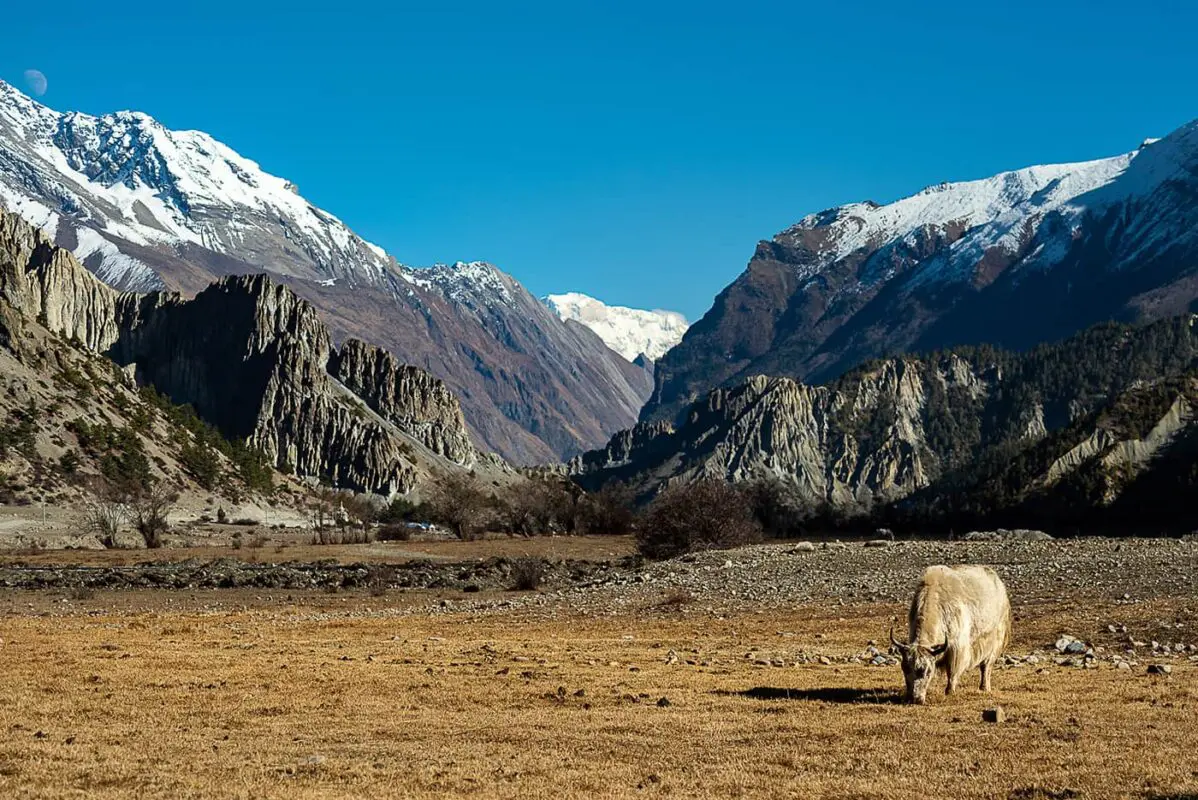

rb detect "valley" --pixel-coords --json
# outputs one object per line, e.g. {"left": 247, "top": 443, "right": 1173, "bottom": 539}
{"left": 0, "top": 535, "right": 1194, "bottom": 799}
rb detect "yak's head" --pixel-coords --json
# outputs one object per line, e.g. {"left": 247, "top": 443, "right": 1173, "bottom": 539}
{"left": 890, "top": 628, "right": 947, "bottom": 705}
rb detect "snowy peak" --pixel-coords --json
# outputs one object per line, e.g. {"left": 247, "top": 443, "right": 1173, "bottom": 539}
{"left": 544, "top": 292, "right": 688, "bottom": 362}
{"left": 419, "top": 261, "right": 515, "bottom": 306}
{"left": 0, "top": 79, "right": 395, "bottom": 290}
{"left": 782, "top": 150, "right": 1139, "bottom": 285}
{"left": 643, "top": 118, "right": 1198, "bottom": 425}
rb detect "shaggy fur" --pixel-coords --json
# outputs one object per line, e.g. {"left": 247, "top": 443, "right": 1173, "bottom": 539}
{"left": 894, "top": 565, "right": 1011, "bottom": 704}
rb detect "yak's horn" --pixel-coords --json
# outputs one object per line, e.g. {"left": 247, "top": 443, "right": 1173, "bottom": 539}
{"left": 928, "top": 639, "right": 949, "bottom": 656}
{"left": 889, "top": 627, "right": 909, "bottom": 651}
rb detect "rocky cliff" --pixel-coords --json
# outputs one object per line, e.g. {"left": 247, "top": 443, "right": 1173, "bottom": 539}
{"left": 575, "top": 316, "right": 1198, "bottom": 521}
{"left": 0, "top": 208, "right": 493, "bottom": 496}
{"left": 0, "top": 210, "right": 122, "bottom": 351}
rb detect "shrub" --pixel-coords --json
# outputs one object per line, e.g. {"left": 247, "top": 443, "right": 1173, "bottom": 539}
{"left": 367, "top": 565, "right": 393, "bottom": 597}
{"left": 509, "top": 556, "right": 546, "bottom": 591}
{"left": 57, "top": 450, "right": 81, "bottom": 476}
{"left": 82, "top": 482, "right": 128, "bottom": 549}
{"left": 128, "top": 484, "right": 178, "bottom": 549}
{"left": 180, "top": 442, "right": 221, "bottom": 490}
{"left": 377, "top": 496, "right": 421, "bottom": 524}
{"left": 636, "top": 480, "right": 763, "bottom": 560}
{"left": 575, "top": 482, "right": 636, "bottom": 536}
{"left": 497, "top": 478, "right": 575, "bottom": 536}
{"left": 424, "top": 472, "right": 494, "bottom": 540}
{"left": 739, "top": 479, "right": 813, "bottom": 539}
{"left": 377, "top": 523, "right": 413, "bottom": 542}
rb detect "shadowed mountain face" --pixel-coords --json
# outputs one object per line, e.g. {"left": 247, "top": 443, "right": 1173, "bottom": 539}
{"left": 574, "top": 315, "right": 1198, "bottom": 530}
{"left": 0, "top": 80, "right": 649, "bottom": 464}
{"left": 644, "top": 121, "right": 1198, "bottom": 426}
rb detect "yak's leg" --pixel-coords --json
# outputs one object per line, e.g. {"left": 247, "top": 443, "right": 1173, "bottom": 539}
{"left": 943, "top": 654, "right": 962, "bottom": 695}
{"left": 980, "top": 656, "right": 995, "bottom": 692}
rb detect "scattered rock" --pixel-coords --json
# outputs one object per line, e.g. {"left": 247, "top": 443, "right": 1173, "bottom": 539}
{"left": 1147, "top": 664, "right": 1173, "bottom": 676}
{"left": 656, "top": 697, "right": 671, "bottom": 708}
{"left": 863, "top": 540, "right": 890, "bottom": 548}
{"left": 981, "top": 707, "right": 1005, "bottom": 724}
{"left": 791, "top": 542, "right": 816, "bottom": 553}
{"left": 1054, "top": 635, "right": 1087, "bottom": 655}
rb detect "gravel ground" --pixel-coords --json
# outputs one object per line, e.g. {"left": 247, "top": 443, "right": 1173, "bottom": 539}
{"left": 2, "top": 536, "right": 1194, "bottom": 675}
{"left": 2, "top": 536, "right": 1192, "bottom": 606}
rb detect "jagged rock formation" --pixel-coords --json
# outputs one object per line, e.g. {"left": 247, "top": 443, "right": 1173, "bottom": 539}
{"left": 644, "top": 120, "right": 1198, "bottom": 425}
{"left": 575, "top": 358, "right": 985, "bottom": 504}
{"left": 575, "top": 316, "right": 1198, "bottom": 524}
{"left": 0, "top": 208, "right": 494, "bottom": 496}
{"left": 0, "top": 81, "right": 649, "bottom": 463}
{"left": 0, "top": 210, "right": 122, "bottom": 350}
{"left": 330, "top": 339, "right": 475, "bottom": 466}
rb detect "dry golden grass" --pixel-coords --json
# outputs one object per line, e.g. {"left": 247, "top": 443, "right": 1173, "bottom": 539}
{"left": 1, "top": 592, "right": 1194, "bottom": 799}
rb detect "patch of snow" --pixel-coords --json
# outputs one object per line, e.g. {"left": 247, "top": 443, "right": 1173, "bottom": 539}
{"left": 421, "top": 261, "right": 513, "bottom": 305}
{"left": 544, "top": 292, "right": 689, "bottom": 361}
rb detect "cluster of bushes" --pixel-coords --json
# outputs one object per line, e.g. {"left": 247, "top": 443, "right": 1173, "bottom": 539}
{"left": 68, "top": 418, "right": 154, "bottom": 492}
{"left": 392, "top": 471, "right": 823, "bottom": 560}
{"left": 414, "top": 472, "right": 639, "bottom": 541}
{"left": 82, "top": 480, "right": 179, "bottom": 549}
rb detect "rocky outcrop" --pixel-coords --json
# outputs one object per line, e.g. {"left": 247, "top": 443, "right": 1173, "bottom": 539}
{"left": 575, "top": 357, "right": 985, "bottom": 504}
{"left": 109, "top": 275, "right": 487, "bottom": 495}
{"left": 329, "top": 339, "right": 475, "bottom": 467}
{"left": 576, "top": 315, "right": 1198, "bottom": 513}
{"left": 0, "top": 210, "right": 122, "bottom": 350}
{"left": 0, "top": 208, "right": 495, "bottom": 496}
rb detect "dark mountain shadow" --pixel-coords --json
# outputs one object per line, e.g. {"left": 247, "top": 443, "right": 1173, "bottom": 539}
{"left": 716, "top": 686, "right": 903, "bottom": 705}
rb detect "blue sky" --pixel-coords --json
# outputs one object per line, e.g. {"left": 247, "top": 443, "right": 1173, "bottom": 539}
{"left": 3, "top": 1, "right": 1196, "bottom": 319}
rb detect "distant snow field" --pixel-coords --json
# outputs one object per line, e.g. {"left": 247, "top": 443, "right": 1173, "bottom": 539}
{"left": 544, "top": 292, "right": 688, "bottom": 362}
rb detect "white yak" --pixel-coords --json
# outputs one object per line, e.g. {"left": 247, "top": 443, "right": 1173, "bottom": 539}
{"left": 890, "top": 565, "right": 1011, "bottom": 704}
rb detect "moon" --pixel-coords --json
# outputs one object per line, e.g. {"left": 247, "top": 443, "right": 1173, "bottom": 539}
{"left": 22, "top": 69, "right": 47, "bottom": 97}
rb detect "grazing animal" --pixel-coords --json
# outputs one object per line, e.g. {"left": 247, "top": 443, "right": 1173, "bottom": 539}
{"left": 890, "top": 565, "right": 1011, "bottom": 704}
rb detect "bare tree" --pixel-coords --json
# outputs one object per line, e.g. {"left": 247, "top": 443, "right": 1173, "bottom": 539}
{"left": 82, "top": 480, "right": 128, "bottom": 549}
{"left": 498, "top": 478, "right": 575, "bottom": 536}
{"left": 128, "top": 483, "right": 179, "bottom": 549}
{"left": 425, "top": 471, "right": 493, "bottom": 540}
{"left": 575, "top": 482, "right": 636, "bottom": 536}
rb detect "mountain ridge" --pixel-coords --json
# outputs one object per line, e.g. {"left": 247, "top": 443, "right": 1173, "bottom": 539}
{"left": 643, "top": 119, "right": 1198, "bottom": 425}
{"left": 0, "top": 80, "right": 648, "bottom": 464}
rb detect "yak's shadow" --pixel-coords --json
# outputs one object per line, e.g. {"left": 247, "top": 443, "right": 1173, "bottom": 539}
{"left": 717, "top": 686, "right": 904, "bottom": 705}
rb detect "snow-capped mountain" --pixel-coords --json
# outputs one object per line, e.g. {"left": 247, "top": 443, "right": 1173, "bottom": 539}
{"left": 0, "top": 79, "right": 394, "bottom": 292}
{"left": 0, "top": 80, "right": 650, "bottom": 463}
{"left": 543, "top": 292, "right": 688, "bottom": 362}
{"left": 643, "top": 119, "right": 1198, "bottom": 424}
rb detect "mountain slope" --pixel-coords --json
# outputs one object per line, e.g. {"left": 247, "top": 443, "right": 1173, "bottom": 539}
{"left": 574, "top": 315, "right": 1198, "bottom": 528}
{"left": 543, "top": 292, "right": 688, "bottom": 361}
{"left": 0, "top": 80, "right": 647, "bottom": 463}
{"left": 643, "top": 121, "right": 1198, "bottom": 424}
{"left": 0, "top": 208, "right": 501, "bottom": 496}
